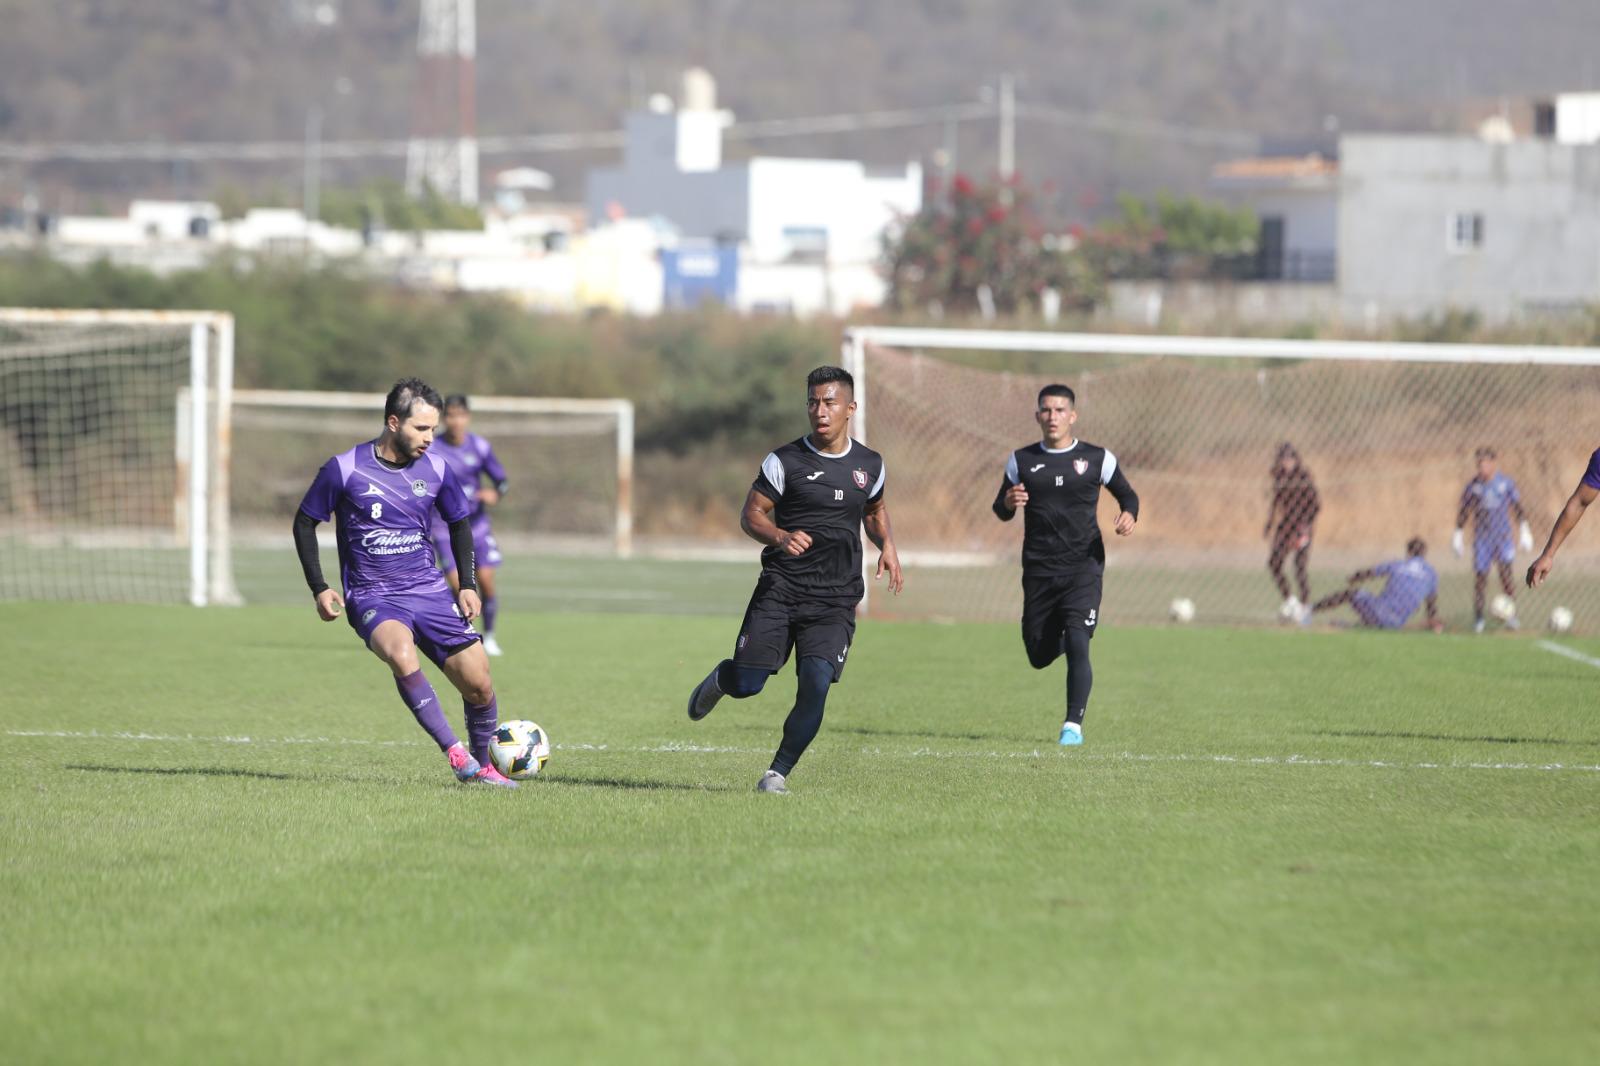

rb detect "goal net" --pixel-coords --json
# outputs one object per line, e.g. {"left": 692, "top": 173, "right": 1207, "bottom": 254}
{"left": 0, "top": 308, "right": 238, "bottom": 606}
{"left": 845, "top": 327, "right": 1600, "bottom": 634}
{"left": 227, "top": 390, "right": 634, "bottom": 563}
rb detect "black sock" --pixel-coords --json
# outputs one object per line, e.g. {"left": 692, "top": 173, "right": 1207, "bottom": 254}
{"left": 1064, "top": 627, "right": 1093, "bottom": 725}
{"left": 770, "top": 657, "right": 833, "bottom": 776}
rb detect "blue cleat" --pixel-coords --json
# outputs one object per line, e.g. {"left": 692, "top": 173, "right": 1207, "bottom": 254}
{"left": 1058, "top": 723, "right": 1084, "bottom": 747}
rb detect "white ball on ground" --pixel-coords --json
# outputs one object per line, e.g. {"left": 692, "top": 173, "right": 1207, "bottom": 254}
{"left": 1169, "top": 597, "right": 1196, "bottom": 624}
{"left": 1548, "top": 606, "right": 1574, "bottom": 633}
{"left": 1489, "top": 593, "right": 1517, "bottom": 621}
{"left": 488, "top": 719, "right": 551, "bottom": 779}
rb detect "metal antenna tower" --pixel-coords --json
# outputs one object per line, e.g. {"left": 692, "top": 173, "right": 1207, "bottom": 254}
{"left": 406, "top": 0, "right": 478, "bottom": 205}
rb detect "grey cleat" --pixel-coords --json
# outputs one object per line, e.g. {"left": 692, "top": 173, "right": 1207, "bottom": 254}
{"left": 756, "top": 770, "right": 789, "bottom": 794}
{"left": 687, "top": 668, "right": 723, "bottom": 722}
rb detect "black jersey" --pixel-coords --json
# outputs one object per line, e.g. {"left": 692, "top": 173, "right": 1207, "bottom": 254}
{"left": 992, "top": 440, "right": 1139, "bottom": 575}
{"left": 752, "top": 436, "right": 887, "bottom": 604}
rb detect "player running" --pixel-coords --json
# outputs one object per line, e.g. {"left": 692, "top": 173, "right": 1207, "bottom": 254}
{"left": 292, "top": 378, "right": 516, "bottom": 787}
{"left": 1264, "top": 441, "right": 1320, "bottom": 620}
{"left": 428, "top": 395, "right": 510, "bottom": 656}
{"left": 1453, "top": 447, "right": 1532, "bottom": 632}
{"left": 1303, "top": 537, "right": 1442, "bottom": 632}
{"left": 1526, "top": 446, "right": 1600, "bottom": 588}
{"left": 683, "top": 366, "right": 904, "bottom": 794}
{"left": 992, "top": 384, "right": 1139, "bottom": 747}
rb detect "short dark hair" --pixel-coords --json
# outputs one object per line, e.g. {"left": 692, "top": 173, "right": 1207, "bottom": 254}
{"left": 384, "top": 377, "right": 444, "bottom": 423}
{"left": 1038, "top": 384, "right": 1076, "bottom": 408}
{"left": 1406, "top": 537, "right": 1427, "bottom": 557}
{"left": 807, "top": 365, "right": 854, "bottom": 394}
{"left": 443, "top": 394, "right": 471, "bottom": 412}
{"left": 1474, "top": 446, "right": 1496, "bottom": 460}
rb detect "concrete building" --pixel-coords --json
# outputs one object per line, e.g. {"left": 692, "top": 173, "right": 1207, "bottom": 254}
{"left": 585, "top": 70, "right": 921, "bottom": 313}
{"left": 1211, "top": 154, "right": 1337, "bottom": 282}
{"left": 1338, "top": 134, "right": 1600, "bottom": 320}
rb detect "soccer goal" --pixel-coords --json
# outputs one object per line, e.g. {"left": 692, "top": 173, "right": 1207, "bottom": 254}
{"left": 227, "top": 390, "right": 635, "bottom": 559}
{"left": 843, "top": 326, "right": 1600, "bottom": 633}
{"left": 0, "top": 308, "right": 239, "bottom": 606}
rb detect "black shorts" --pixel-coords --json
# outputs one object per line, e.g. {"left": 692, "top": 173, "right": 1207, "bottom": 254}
{"left": 732, "top": 574, "right": 857, "bottom": 682}
{"left": 1021, "top": 563, "right": 1103, "bottom": 668}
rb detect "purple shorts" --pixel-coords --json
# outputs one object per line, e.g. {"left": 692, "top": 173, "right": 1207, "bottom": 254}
{"left": 431, "top": 522, "right": 503, "bottom": 573}
{"left": 347, "top": 584, "right": 481, "bottom": 667}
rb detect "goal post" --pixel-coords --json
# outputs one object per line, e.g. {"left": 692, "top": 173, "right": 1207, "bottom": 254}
{"left": 227, "top": 389, "right": 635, "bottom": 559}
{"left": 843, "top": 326, "right": 1600, "bottom": 632}
{"left": 0, "top": 307, "right": 238, "bottom": 606}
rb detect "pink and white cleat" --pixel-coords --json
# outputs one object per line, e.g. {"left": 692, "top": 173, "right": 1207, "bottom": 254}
{"left": 469, "top": 763, "right": 519, "bottom": 789}
{"left": 447, "top": 742, "right": 481, "bottom": 782}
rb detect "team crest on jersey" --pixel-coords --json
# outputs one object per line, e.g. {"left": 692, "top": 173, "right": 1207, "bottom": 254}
{"left": 1073, "top": 458, "right": 1089, "bottom": 476}
{"left": 852, "top": 468, "right": 868, "bottom": 489}
{"left": 411, "top": 479, "right": 429, "bottom": 497}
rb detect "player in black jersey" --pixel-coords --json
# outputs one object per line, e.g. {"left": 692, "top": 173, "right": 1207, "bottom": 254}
{"left": 685, "top": 366, "right": 904, "bottom": 793}
{"left": 993, "top": 384, "right": 1139, "bottom": 746}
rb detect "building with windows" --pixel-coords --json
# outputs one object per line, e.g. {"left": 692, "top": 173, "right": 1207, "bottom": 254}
{"left": 1338, "top": 133, "right": 1600, "bottom": 320}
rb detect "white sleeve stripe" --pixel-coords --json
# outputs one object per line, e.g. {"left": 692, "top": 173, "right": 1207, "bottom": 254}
{"left": 1100, "top": 450, "right": 1118, "bottom": 486}
{"left": 760, "top": 452, "right": 785, "bottom": 496}
{"left": 870, "top": 463, "right": 886, "bottom": 498}
{"left": 1004, "top": 452, "right": 1020, "bottom": 484}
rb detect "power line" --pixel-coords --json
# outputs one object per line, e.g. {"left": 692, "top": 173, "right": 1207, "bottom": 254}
{"left": 0, "top": 101, "right": 1260, "bottom": 164}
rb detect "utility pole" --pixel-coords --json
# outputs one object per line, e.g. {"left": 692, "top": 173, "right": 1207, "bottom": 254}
{"left": 997, "top": 73, "right": 1015, "bottom": 203}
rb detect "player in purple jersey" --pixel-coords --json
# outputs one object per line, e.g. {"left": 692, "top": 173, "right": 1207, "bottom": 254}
{"left": 1527, "top": 446, "right": 1600, "bottom": 589}
{"left": 1452, "top": 446, "right": 1533, "bottom": 632}
{"left": 291, "top": 377, "right": 517, "bottom": 788}
{"left": 429, "top": 395, "right": 509, "bottom": 656}
{"left": 1304, "top": 537, "right": 1443, "bottom": 632}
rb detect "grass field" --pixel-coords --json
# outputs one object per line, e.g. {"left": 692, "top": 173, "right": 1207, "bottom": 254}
{"left": 3, "top": 595, "right": 1599, "bottom": 1064}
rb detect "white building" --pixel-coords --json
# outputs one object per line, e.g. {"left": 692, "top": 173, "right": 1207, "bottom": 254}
{"left": 1210, "top": 154, "right": 1337, "bottom": 282}
{"left": 586, "top": 70, "right": 921, "bottom": 313}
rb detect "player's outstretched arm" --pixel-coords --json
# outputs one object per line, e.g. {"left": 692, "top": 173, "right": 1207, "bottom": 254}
{"left": 292, "top": 508, "right": 342, "bottom": 620}
{"left": 741, "top": 489, "right": 809, "bottom": 555}
{"left": 1527, "top": 481, "right": 1599, "bottom": 587}
{"left": 863, "top": 496, "right": 904, "bottom": 595}
{"left": 1423, "top": 594, "right": 1444, "bottom": 633}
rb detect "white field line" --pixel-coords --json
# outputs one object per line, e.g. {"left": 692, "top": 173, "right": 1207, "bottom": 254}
{"left": 1537, "top": 639, "right": 1600, "bottom": 671}
{"left": 7, "top": 729, "right": 1600, "bottom": 775}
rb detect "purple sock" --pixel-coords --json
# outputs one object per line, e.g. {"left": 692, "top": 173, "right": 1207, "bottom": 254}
{"left": 394, "top": 670, "right": 458, "bottom": 752}
{"left": 481, "top": 596, "right": 498, "bottom": 636}
{"left": 464, "top": 695, "right": 498, "bottom": 767}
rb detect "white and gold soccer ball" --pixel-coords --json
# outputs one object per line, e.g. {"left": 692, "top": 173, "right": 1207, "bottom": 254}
{"left": 489, "top": 719, "right": 551, "bottom": 780}
{"left": 1548, "top": 606, "right": 1575, "bottom": 634}
{"left": 1169, "top": 597, "right": 1196, "bottom": 624}
{"left": 1489, "top": 593, "right": 1517, "bottom": 622}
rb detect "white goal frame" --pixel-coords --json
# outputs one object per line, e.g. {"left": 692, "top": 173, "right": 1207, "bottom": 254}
{"left": 230, "top": 389, "right": 636, "bottom": 557}
{"left": 841, "top": 326, "right": 1600, "bottom": 615}
{"left": 0, "top": 307, "right": 237, "bottom": 606}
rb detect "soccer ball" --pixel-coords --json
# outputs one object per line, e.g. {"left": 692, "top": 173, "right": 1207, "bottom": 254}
{"left": 1549, "top": 606, "right": 1575, "bottom": 633}
{"left": 1489, "top": 593, "right": 1517, "bottom": 622}
{"left": 1277, "top": 597, "right": 1304, "bottom": 624}
{"left": 488, "top": 719, "right": 551, "bottom": 779}
{"left": 1169, "top": 597, "right": 1196, "bottom": 624}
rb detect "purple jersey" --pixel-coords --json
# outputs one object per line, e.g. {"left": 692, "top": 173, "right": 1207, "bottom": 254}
{"left": 1368, "top": 556, "right": 1438, "bottom": 627}
{"left": 1459, "top": 472, "right": 1520, "bottom": 542}
{"left": 1583, "top": 448, "right": 1600, "bottom": 491}
{"left": 432, "top": 432, "right": 506, "bottom": 517}
{"left": 298, "top": 440, "right": 471, "bottom": 598}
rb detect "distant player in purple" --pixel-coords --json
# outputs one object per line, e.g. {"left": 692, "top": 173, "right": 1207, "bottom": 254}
{"left": 1452, "top": 446, "right": 1532, "bottom": 632}
{"left": 1304, "top": 537, "right": 1442, "bottom": 632}
{"left": 1527, "top": 446, "right": 1600, "bottom": 589}
{"left": 428, "top": 395, "right": 509, "bottom": 656}
{"left": 292, "top": 377, "right": 517, "bottom": 787}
